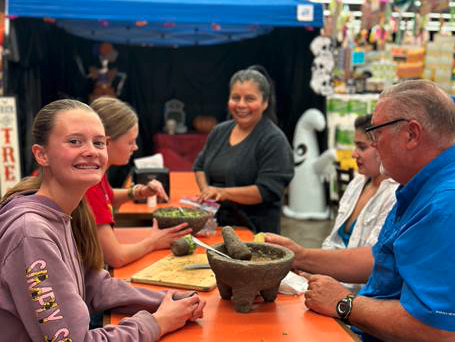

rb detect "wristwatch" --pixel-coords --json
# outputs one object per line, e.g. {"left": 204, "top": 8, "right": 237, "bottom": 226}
{"left": 336, "top": 294, "right": 356, "bottom": 324}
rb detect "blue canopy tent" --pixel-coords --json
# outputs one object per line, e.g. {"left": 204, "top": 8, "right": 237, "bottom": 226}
{"left": 8, "top": 0, "right": 324, "bottom": 46}
{"left": 9, "top": 0, "right": 323, "bottom": 25}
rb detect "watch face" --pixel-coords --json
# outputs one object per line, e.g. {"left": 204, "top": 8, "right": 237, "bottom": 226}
{"left": 337, "top": 300, "right": 349, "bottom": 315}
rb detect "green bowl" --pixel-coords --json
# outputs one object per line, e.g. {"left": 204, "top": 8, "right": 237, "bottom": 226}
{"left": 153, "top": 206, "right": 212, "bottom": 235}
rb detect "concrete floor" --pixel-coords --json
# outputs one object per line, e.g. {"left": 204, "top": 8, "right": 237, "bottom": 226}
{"left": 281, "top": 215, "right": 334, "bottom": 248}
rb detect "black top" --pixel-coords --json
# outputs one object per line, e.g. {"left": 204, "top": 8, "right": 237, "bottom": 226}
{"left": 193, "top": 117, "right": 294, "bottom": 233}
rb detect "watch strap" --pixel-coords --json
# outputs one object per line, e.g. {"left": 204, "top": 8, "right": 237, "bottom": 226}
{"left": 337, "top": 294, "right": 356, "bottom": 324}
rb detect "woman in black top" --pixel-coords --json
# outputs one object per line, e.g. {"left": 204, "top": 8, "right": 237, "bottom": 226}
{"left": 193, "top": 65, "right": 294, "bottom": 234}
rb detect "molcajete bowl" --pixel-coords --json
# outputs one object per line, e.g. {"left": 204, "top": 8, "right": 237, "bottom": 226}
{"left": 153, "top": 206, "right": 212, "bottom": 235}
{"left": 207, "top": 242, "right": 294, "bottom": 313}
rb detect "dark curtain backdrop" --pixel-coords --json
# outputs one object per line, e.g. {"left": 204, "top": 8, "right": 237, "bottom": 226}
{"left": 7, "top": 18, "right": 325, "bottom": 187}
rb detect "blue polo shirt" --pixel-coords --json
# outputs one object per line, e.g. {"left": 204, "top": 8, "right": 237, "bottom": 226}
{"left": 356, "top": 144, "right": 455, "bottom": 341}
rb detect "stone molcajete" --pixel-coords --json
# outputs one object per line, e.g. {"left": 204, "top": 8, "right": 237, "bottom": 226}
{"left": 207, "top": 227, "right": 294, "bottom": 313}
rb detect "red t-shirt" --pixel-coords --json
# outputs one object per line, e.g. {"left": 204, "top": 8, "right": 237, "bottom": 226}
{"left": 86, "top": 174, "right": 115, "bottom": 225}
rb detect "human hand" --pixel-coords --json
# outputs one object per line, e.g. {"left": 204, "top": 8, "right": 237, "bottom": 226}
{"left": 264, "top": 233, "right": 306, "bottom": 270}
{"left": 172, "top": 291, "right": 206, "bottom": 322}
{"left": 149, "top": 219, "right": 192, "bottom": 251}
{"left": 153, "top": 290, "right": 206, "bottom": 337}
{"left": 138, "top": 180, "right": 169, "bottom": 202}
{"left": 304, "top": 274, "right": 352, "bottom": 317}
{"left": 198, "top": 186, "right": 227, "bottom": 202}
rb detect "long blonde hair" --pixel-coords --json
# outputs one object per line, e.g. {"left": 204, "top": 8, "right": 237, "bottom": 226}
{"left": 0, "top": 99, "right": 104, "bottom": 270}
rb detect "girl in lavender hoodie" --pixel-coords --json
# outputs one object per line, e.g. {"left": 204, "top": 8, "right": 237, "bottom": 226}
{"left": 0, "top": 99, "right": 205, "bottom": 341}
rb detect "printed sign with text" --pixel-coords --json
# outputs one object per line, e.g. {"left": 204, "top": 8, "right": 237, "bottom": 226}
{"left": 0, "top": 97, "right": 21, "bottom": 195}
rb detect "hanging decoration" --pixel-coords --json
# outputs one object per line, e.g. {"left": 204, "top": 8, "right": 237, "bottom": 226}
{"left": 419, "top": 0, "right": 449, "bottom": 15}
{"left": 99, "top": 19, "right": 110, "bottom": 27}
{"left": 135, "top": 20, "right": 148, "bottom": 27}
{"left": 75, "top": 42, "right": 127, "bottom": 102}
{"left": 310, "top": 35, "right": 335, "bottom": 96}
{"left": 323, "top": 0, "right": 342, "bottom": 38}
{"left": 393, "top": 0, "right": 414, "bottom": 7}
{"left": 58, "top": 19, "right": 273, "bottom": 47}
{"left": 361, "top": 0, "right": 387, "bottom": 30}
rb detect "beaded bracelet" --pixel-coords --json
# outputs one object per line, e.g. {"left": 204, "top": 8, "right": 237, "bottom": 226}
{"left": 134, "top": 185, "right": 143, "bottom": 199}
{"left": 127, "top": 184, "right": 136, "bottom": 200}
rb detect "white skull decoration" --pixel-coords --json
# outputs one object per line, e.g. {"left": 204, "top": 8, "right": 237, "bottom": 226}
{"left": 310, "top": 72, "right": 334, "bottom": 97}
{"left": 311, "top": 55, "right": 335, "bottom": 75}
{"left": 310, "top": 36, "right": 333, "bottom": 57}
{"left": 310, "top": 35, "right": 334, "bottom": 96}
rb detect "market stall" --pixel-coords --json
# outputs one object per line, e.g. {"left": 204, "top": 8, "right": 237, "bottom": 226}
{"left": 278, "top": 0, "right": 455, "bottom": 215}
{"left": 310, "top": 0, "right": 455, "bottom": 193}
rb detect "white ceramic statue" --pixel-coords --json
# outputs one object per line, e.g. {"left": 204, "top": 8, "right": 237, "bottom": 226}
{"left": 283, "top": 109, "right": 337, "bottom": 220}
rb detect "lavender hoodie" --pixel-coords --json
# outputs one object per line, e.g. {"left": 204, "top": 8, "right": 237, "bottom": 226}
{"left": 0, "top": 191, "right": 164, "bottom": 341}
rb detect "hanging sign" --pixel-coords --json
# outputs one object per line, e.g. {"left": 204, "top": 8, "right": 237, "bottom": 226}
{"left": 0, "top": 97, "right": 21, "bottom": 195}
{"left": 297, "top": 4, "right": 314, "bottom": 22}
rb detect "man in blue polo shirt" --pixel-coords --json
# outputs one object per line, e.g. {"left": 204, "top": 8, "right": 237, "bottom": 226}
{"left": 267, "top": 80, "right": 455, "bottom": 341}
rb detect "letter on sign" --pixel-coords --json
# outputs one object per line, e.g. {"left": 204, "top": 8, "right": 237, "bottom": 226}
{"left": 0, "top": 97, "right": 21, "bottom": 195}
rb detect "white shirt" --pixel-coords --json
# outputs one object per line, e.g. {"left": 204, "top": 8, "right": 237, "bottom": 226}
{"left": 321, "top": 174, "right": 398, "bottom": 292}
{"left": 323, "top": 174, "right": 398, "bottom": 250}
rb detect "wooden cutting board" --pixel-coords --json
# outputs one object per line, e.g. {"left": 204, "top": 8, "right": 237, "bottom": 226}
{"left": 131, "top": 253, "right": 217, "bottom": 291}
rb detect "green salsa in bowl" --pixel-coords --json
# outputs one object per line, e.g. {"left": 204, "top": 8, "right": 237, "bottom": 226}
{"left": 153, "top": 206, "right": 212, "bottom": 235}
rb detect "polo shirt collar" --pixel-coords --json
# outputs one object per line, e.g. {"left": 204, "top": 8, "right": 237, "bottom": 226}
{"left": 395, "top": 144, "right": 455, "bottom": 216}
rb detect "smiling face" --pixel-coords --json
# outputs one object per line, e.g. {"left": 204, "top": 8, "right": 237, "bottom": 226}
{"left": 228, "top": 80, "right": 268, "bottom": 130}
{"left": 107, "top": 123, "right": 139, "bottom": 166}
{"left": 294, "top": 143, "right": 308, "bottom": 167}
{"left": 352, "top": 129, "right": 381, "bottom": 177}
{"left": 34, "top": 109, "right": 108, "bottom": 190}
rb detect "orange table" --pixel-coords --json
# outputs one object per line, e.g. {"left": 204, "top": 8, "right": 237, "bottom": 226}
{"left": 111, "top": 228, "right": 357, "bottom": 342}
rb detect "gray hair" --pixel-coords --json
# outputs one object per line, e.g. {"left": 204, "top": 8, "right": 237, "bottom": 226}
{"left": 379, "top": 80, "right": 455, "bottom": 143}
{"left": 229, "top": 65, "right": 277, "bottom": 123}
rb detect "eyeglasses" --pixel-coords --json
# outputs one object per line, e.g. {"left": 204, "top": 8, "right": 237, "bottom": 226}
{"left": 365, "top": 118, "right": 409, "bottom": 142}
